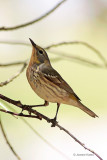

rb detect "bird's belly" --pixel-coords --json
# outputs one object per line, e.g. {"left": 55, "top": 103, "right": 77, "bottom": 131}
{"left": 35, "top": 82, "right": 69, "bottom": 103}
{"left": 29, "top": 79, "right": 79, "bottom": 106}
{"left": 28, "top": 78, "right": 68, "bottom": 103}
{"left": 27, "top": 70, "right": 70, "bottom": 103}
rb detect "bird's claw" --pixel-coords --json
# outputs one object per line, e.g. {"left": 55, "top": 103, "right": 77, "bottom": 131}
{"left": 20, "top": 105, "right": 31, "bottom": 115}
{"left": 50, "top": 118, "right": 58, "bottom": 127}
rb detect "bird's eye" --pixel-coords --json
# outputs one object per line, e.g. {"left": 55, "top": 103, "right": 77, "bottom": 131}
{"left": 38, "top": 50, "right": 43, "bottom": 54}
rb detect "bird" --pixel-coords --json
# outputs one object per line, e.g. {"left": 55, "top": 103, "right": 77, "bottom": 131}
{"left": 26, "top": 38, "right": 98, "bottom": 126}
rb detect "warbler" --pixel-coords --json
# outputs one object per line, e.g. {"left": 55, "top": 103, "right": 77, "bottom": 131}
{"left": 26, "top": 38, "right": 98, "bottom": 125}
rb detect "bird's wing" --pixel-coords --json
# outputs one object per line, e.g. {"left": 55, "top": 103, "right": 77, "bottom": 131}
{"left": 40, "top": 66, "right": 81, "bottom": 101}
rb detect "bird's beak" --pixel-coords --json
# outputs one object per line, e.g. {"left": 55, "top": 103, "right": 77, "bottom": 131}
{"left": 29, "top": 38, "right": 40, "bottom": 64}
{"left": 29, "top": 38, "right": 36, "bottom": 48}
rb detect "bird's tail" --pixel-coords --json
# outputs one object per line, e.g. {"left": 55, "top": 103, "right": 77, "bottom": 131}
{"left": 77, "top": 101, "right": 98, "bottom": 118}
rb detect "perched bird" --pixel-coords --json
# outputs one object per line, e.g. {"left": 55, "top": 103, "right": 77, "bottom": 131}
{"left": 26, "top": 38, "right": 98, "bottom": 125}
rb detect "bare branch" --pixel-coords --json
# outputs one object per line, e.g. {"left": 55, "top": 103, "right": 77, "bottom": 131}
{"left": 45, "top": 41, "right": 107, "bottom": 67}
{"left": 57, "top": 123, "right": 103, "bottom": 160}
{"left": 0, "top": 58, "right": 61, "bottom": 67}
{"left": 0, "top": 58, "right": 62, "bottom": 87}
{"left": 0, "top": 0, "right": 66, "bottom": 31}
{"left": 0, "top": 94, "right": 103, "bottom": 160}
{"left": 0, "top": 117, "right": 21, "bottom": 160}
{"left": 0, "top": 40, "right": 30, "bottom": 46}
{"left": 0, "top": 57, "right": 62, "bottom": 87}
{"left": 0, "top": 108, "right": 70, "bottom": 160}
{"left": 0, "top": 62, "right": 27, "bottom": 87}
{"left": 0, "top": 40, "right": 106, "bottom": 87}
{"left": 1, "top": 102, "right": 71, "bottom": 160}
{"left": 49, "top": 50, "right": 104, "bottom": 68}
{"left": 0, "top": 109, "right": 42, "bottom": 119}
{"left": 0, "top": 40, "right": 106, "bottom": 68}
{"left": 0, "top": 101, "right": 17, "bottom": 119}
{"left": 0, "top": 61, "right": 28, "bottom": 67}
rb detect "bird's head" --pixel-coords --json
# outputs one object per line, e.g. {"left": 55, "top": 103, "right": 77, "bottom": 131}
{"left": 29, "top": 38, "right": 51, "bottom": 66}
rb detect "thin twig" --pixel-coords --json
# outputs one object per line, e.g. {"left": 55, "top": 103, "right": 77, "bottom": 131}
{"left": 0, "top": 101, "right": 17, "bottom": 119}
{"left": 0, "top": 40, "right": 106, "bottom": 87}
{"left": 0, "top": 58, "right": 62, "bottom": 87}
{"left": 49, "top": 50, "right": 104, "bottom": 68}
{"left": 0, "top": 40, "right": 106, "bottom": 67}
{"left": 0, "top": 40, "right": 30, "bottom": 46}
{"left": 0, "top": 57, "right": 62, "bottom": 87}
{"left": 0, "top": 94, "right": 103, "bottom": 160}
{"left": 45, "top": 41, "right": 107, "bottom": 67}
{"left": 0, "top": 58, "right": 61, "bottom": 67}
{"left": 0, "top": 110, "right": 71, "bottom": 160}
{"left": 0, "top": 0, "right": 66, "bottom": 31}
{"left": 0, "top": 62, "right": 27, "bottom": 87}
{"left": 0, "top": 116, "right": 21, "bottom": 160}
{"left": 1, "top": 101, "right": 71, "bottom": 160}
{"left": 0, "top": 109, "right": 42, "bottom": 120}
{"left": 57, "top": 123, "right": 103, "bottom": 160}
{"left": 0, "top": 61, "right": 28, "bottom": 67}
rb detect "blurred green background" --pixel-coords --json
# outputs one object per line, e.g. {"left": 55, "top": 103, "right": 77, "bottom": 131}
{"left": 0, "top": 0, "right": 107, "bottom": 160}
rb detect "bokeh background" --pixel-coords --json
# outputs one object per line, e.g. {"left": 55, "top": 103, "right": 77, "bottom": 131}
{"left": 0, "top": 0, "right": 107, "bottom": 160}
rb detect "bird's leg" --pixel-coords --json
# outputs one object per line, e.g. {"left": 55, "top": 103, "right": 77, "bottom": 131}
{"left": 20, "top": 101, "right": 49, "bottom": 114}
{"left": 54, "top": 103, "right": 60, "bottom": 121}
{"left": 30, "top": 100, "right": 49, "bottom": 108}
{"left": 51, "top": 103, "right": 60, "bottom": 127}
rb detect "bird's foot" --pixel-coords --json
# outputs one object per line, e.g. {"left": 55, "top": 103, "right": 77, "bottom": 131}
{"left": 20, "top": 105, "right": 31, "bottom": 115}
{"left": 50, "top": 117, "right": 58, "bottom": 127}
